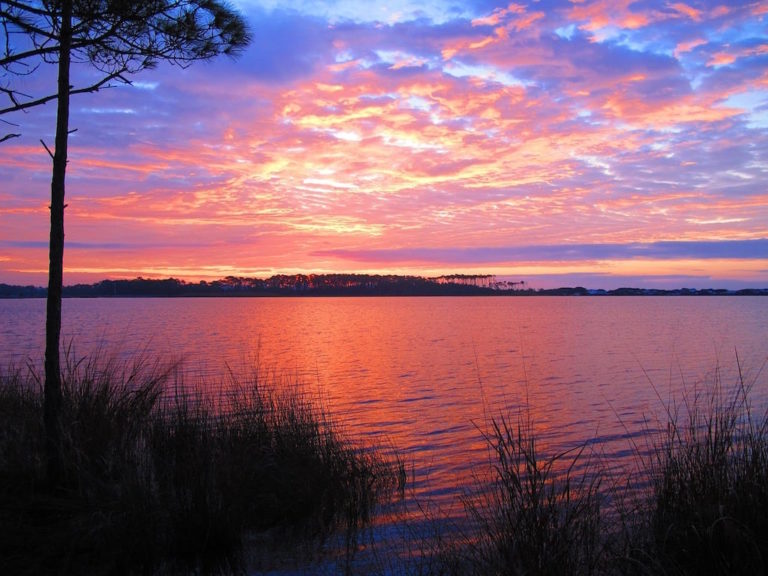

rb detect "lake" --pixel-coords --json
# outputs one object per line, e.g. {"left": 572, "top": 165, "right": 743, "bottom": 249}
{"left": 2, "top": 296, "right": 767, "bottom": 525}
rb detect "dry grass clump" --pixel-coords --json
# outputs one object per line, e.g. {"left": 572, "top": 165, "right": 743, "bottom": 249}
{"left": 0, "top": 354, "right": 401, "bottom": 575}
{"left": 420, "top": 414, "right": 605, "bottom": 576}
{"left": 619, "top": 360, "right": 768, "bottom": 575}
{"left": 403, "top": 357, "right": 767, "bottom": 576}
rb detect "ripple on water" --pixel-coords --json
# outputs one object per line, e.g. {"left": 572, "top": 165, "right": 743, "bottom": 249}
{"left": 1, "top": 296, "right": 766, "bottom": 517}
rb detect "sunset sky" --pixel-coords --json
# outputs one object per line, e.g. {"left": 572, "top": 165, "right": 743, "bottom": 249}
{"left": 1, "top": 0, "right": 767, "bottom": 289}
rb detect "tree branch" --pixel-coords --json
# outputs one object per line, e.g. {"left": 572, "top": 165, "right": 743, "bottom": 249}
{"left": 2, "top": 42, "right": 60, "bottom": 67}
{"left": 0, "top": 69, "right": 129, "bottom": 116}
{"left": 0, "top": 6, "right": 59, "bottom": 42}
{"left": 1, "top": 0, "right": 250, "bottom": 129}
{"left": 40, "top": 138, "right": 53, "bottom": 158}
{"left": 2, "top": 1, "right": 54, "bottom": 19}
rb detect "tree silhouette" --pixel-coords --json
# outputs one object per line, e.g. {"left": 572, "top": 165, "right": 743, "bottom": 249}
{"left": 1, "top": 0, "right": 250, "bottom": 485}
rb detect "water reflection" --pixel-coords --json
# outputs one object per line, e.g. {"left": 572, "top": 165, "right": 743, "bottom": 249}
{"left": 1, "top": 296, "right": 766, "bottom": 512}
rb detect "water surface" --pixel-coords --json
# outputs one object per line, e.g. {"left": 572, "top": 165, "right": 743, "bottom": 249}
{"left": 2, "top": 296, "right": 767, "bottom": 514}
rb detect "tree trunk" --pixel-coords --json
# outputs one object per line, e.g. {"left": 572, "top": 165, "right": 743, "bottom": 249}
{"left": 44, "top": 0, "right": 72, "bottom": 488}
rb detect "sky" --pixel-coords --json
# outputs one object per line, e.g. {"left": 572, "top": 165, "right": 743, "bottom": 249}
{"left": 1, "top": 0, "right": 767, "bottom": 289}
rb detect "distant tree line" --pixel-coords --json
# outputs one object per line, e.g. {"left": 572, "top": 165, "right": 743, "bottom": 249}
{"left": 0, "top": 274, "right": 507, "bottom": 297}
{"left": 1, "top": 276, "right": 766, "bottom": 298}
{"left": 0, "top": 284, "right": 47, "bottom": 298}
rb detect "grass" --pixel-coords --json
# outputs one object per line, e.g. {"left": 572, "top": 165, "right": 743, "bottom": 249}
{"left": 1, "top": 351, "right": 766, "bottom": 575}
{"left": 0, "top": 353, "right": 402, "bottom": 575}
{"left": 403, "top": 413, "right": 606, "bottom": 576}
{"left": 463, "top": 415, "right": 604, "bottom": 575}
{"left": 617, "top": 359, "right": 768, "bottom": 575}
{"left": 396, "top": 357, "right": 768, "bottom": 576}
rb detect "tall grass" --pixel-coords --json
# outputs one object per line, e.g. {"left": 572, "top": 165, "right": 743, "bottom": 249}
{"left": 466, "top": 415, "right": 604, "bottom": 575}
{"left": 2, "top": 351, "right": 766, "bottom": 575}
{"left": 410, "top": 413, "right": 605, "bottom": 576}
{"left": 0, "top": 354, "right": 402, "bottom": 575}
{"left": 399, "top": 358, "right": 767, "bottom": 576}
{"left": 619, "top": 360, "right": 768, "bottom": 575}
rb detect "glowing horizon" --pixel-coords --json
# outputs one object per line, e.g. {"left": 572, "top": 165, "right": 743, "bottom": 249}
{"left": 1, "top": 1, "right": 767, "bottom": 289}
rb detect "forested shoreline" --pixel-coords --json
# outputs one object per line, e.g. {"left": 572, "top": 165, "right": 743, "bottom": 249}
{"left": 1, "top": 274, "right": 767, "bottom": 298}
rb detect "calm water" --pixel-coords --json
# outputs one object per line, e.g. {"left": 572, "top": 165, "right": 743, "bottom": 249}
{"left": 2, "top": 296, "right": 767, "bottom": 516}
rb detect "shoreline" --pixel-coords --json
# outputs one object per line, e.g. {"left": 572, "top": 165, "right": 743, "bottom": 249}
{"left": 3, "top": 274, "right": 767, "bottom": 298}
{"left": 3, "top": 288, "right": 768, "bottom": 298}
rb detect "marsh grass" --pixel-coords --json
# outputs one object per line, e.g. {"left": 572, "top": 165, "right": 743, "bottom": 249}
{"left": 2, "top": 350, "right": 766, "bottom": 576}
{"left": 417, "top": 413, "right": 606, "bottom": 576}
{"left": 0, "top": 353, "right": 401, "bottom": 575}
{"left": 470, "top": 415, "right": 604, "bottom": 575}
{"left": 616, "top": 359, "right": 768, "bottom": 575}
{"left": 398, "top": 357, "right": 768, "bottom": 576}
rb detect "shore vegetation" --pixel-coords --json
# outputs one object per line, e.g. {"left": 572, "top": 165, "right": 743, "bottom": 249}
{"left": 1, "top": 352, "right": 766, "bottom": 574}
{"left": 403, "top": 359, "right": 768, "bottom": 576}
{"left": 0, "top": 352, "right": 402, "bottom": 574}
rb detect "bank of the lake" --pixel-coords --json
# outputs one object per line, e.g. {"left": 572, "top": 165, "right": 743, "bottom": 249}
{"left": 1, "top": 352, "right": 766, "bottom": 575}
{"left": 2, "top": 274, "right": 767, "bottom": 298}
{"left": 1, "top": 296, "right": 766, "bottom": 573}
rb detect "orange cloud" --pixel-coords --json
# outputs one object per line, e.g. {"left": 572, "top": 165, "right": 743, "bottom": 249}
{"left": 671, "top": 3, "right": 703, "bottom": 21}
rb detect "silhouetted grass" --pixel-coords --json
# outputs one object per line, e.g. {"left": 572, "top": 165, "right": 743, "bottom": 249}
{"left": 396, "top": 357, "right": 767, "bottom": 576}
{"left": 402, "top": 413, "right": 606, "bottom": 576}
{"left": 462, "top": 415, "right": 605, "bottom": 575}
{"left": 616, "top": 359, "right": 768, "bottom": 575}
{"left": 0, "top": 354, "right": 401, "bottom": 575}
{"left": 2, "top": 351, "right": 766, "bottom": 575}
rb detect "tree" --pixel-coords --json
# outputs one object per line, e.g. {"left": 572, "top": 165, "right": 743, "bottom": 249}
{"left": 0, "top": 0, "right": 250, "bottom": 485}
